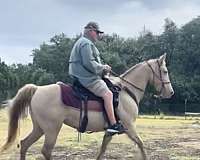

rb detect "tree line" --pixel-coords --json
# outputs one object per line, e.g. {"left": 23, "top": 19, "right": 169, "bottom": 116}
{"left": 1, "top": 17, "right": 200, "bottom": 114}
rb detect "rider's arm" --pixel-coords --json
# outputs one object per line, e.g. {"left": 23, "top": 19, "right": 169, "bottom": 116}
{"left": 80, "top": 43, "right": 106, "bottom": 76}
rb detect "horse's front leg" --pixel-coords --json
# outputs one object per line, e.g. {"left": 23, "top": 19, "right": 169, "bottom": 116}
{"left": 96, "top": 132, "right": 112, "bottom": 160}
{"left": 126, "top": 125, "right": 147, "bottom": 160}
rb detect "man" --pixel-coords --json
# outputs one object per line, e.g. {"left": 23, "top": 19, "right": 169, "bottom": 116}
{"left": 69, "top": 21, "right": 126, "bottom": 134}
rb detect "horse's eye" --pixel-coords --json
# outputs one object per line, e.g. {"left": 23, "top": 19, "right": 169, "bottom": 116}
{"left": 163, "top": 70, "right": 168, "bottom": 74}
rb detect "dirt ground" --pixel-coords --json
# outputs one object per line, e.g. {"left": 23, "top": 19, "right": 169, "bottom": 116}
{"left": 52, "top": 121, "right": 200, "bottom": 160}
{"left": 1, "top": 115, "right": 200, "bottom": 160}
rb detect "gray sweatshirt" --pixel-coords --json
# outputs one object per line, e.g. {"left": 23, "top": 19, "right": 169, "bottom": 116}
{"left": 69, "top": 36, "right": 105, "bottom": 87}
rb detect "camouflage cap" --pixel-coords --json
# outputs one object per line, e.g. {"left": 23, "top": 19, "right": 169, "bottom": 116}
{"left": 84, "top": 21, "right": 104, "bottom": 33}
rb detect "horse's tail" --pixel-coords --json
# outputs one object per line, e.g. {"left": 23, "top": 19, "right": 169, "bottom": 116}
{"left": 1, "top": 84, "right": 38, "bottom": 152}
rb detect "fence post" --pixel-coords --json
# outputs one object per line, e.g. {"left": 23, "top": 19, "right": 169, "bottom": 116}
{"left": 184, "top": 99, "right": 187, "bottom": 120}
{"left": 154, "top": 98, "right": 157, "bottom": 119}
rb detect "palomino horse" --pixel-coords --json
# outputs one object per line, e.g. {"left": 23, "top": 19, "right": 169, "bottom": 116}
{"left": 1, "top": 53, "right": 174, "bottom": 160}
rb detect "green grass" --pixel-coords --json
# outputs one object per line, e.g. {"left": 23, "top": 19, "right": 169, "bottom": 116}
{"left": 1, "top": 109, "right": 200, "bottom": 159}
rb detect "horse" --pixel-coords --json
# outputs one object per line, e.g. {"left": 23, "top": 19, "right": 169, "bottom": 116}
{"left": 0, "top": 53, "right": 174, "bottom": 160}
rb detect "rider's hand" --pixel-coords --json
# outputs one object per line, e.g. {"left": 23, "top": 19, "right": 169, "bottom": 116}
{"left": 103, "top": 64, "right": 111, "bottom": 72}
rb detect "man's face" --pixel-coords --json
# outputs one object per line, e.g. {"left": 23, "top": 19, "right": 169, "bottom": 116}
{"left": 90, "top": 30, "right": 103, "bottom": 41}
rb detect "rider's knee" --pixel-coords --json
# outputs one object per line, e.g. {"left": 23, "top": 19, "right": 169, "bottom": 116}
{"left": 103, "top": 90, "right": 113, "bottom": 99}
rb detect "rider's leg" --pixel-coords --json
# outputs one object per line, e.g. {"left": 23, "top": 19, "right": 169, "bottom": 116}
{"left": 86, "top": 79, "right": 126, "bottom": 134}
{"left": 102, "top": 90, "right": 116, "bottom": 125}
{"left": 87, "top": 80, "right": 116, "bottom": 124}
{"left": 102, "top": 90, "right": 127, "bottom": 134}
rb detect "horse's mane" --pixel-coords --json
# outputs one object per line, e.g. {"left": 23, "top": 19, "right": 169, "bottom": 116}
{"left": 121, "top": 61, "right": 145, "bottom": 78}
{"left": 121, "top": 58, "right": 158, "bottom": 78}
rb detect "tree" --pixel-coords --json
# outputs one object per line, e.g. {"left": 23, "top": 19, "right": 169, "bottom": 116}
{"left": 32, "top": 33, "right": 74, "bottom": 82}
{"left": 160, "top": 18, "right": 178, "bottom": 65}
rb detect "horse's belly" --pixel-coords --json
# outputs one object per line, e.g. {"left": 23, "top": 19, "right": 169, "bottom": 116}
{"left": 63, "top": 107, "right": 106, "bottom": 132}
{"left": 86, "top": 111, "right": 106, "bottom": 132}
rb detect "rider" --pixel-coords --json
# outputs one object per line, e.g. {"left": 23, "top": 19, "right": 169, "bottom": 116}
{"left": 68, "top": 21, "right": 126, "bottom": 135}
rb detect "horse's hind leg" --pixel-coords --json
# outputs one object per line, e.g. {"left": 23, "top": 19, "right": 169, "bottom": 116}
{"left": 41, "top": 124, "right": 62, "bottom": 160}
{"left": 20, "top": 120, "right": 44, "bottom": 160}
{"left": 96, "top": 133, "right": 112, "bottom": 160}
{"left": 126, "top": 125, "right": 147, "bottom": 160}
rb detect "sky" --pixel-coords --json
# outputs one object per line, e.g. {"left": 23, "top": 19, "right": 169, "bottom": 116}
{"left": 0, "top": 0, "right": 200, "bottom": 65}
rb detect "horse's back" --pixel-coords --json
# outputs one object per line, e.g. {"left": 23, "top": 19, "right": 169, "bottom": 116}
{"left": 30, "top": 84, "right": 66, "bottom": 129}
{"left": 30, "top": 83, "right": 106, "bottom": 132}
{"left": 32, "top": 84, "right": 61, "bottom": 108}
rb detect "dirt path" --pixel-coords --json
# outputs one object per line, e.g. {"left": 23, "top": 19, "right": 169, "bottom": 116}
{"left": 1, "top": 117, "right": 200, "bottom": 160}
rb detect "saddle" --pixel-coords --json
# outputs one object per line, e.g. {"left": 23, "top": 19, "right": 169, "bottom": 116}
{"left": 73, "top": 78, "right": 121, "bottom": 132}
{"left": 57, "top": 78, "right": 121, "bottom": 133}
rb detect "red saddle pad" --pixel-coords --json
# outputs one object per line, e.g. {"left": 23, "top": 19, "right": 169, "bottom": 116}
{"left": 57, "top": 82, "right": 103, "bottom": 112}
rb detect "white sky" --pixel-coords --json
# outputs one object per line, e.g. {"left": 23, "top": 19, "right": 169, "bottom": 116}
{"left": 0, "top": 0, "right": 200, "bottom": 64}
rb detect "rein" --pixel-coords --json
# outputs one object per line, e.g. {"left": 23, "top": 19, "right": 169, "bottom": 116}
{"left": 111, "top": 70, "right": 144, "bottom": 92}
{"left": 110, "top": 70, "right": 142, "bottom": 106}
{"left": 123, "top": 86, "right": 139, "bottom": 106}
{"left": 110, "top": 60, "right": 171, "bottom": 104}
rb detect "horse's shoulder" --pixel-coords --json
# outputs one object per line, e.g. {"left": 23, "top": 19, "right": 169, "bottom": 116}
{"left": 109, "top": 76, "right": 121, "bottom": 86}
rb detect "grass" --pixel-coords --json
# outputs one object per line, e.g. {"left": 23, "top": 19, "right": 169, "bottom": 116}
{"left": 1, "top": 109, "right": 200, "bottom": 159}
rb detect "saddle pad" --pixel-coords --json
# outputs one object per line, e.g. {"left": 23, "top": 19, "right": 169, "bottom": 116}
{"left": 58, "top": 82, "right": 103, "bottom": 112}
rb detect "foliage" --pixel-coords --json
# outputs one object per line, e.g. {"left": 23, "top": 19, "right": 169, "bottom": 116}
{"left": 32, "top": 33, "right": 74, "bottom": 82}
{"left": 1, "top": 17, "right": 200, "bottom": 113}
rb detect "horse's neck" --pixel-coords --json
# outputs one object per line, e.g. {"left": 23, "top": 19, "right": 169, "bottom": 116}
{"left": 121, "top": 62, "right": 151, "bottom": 103}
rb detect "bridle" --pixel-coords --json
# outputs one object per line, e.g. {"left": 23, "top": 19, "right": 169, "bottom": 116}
{"left": 111, "top": 60, "right": 171, "bottom": 105}
{"left": 145, "top": 60, "right": 171, "bottom": 97}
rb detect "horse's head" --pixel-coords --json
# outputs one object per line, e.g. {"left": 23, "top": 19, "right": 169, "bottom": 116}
{"left": 147, "top": 53, "right": 174, "bottom": 99}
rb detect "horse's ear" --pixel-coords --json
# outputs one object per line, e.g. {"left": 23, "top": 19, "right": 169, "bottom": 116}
{"left": 159, "top": 53, "right": 167, "bottom": 64}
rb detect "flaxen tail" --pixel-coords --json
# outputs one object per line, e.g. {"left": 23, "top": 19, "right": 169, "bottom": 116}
{"left": 0, "top": 84, "right": 37, "bottom": 152}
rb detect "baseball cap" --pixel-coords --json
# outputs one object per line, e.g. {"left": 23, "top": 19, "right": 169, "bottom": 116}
{"left": 84, "top": 22, "right": 104, "bottom": 34}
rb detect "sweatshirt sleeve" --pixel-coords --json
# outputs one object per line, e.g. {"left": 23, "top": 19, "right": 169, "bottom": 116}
{"left": 80, "top": 43, "right": 105, "bottom": 76}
